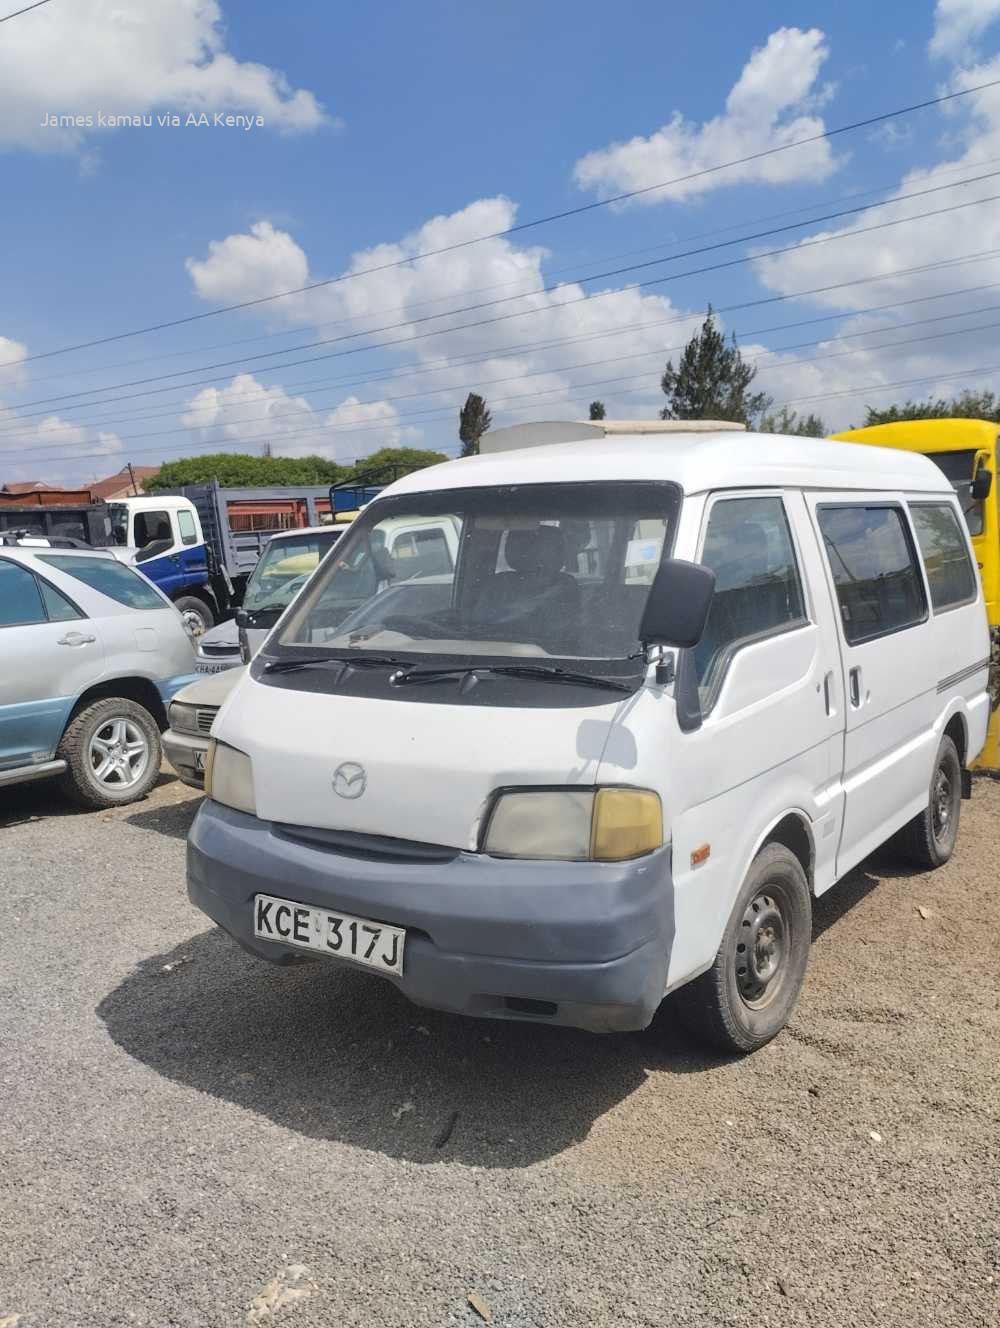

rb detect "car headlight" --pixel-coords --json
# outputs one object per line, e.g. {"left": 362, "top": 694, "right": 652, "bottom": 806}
{"left": 168, "top": 701, "right": 201, "bottom": 736}
{"left": 482, "top": 788, "right": 662, "bottom": 862}
{"left": 204, "top": 740, "right": 256, "bottom": 816}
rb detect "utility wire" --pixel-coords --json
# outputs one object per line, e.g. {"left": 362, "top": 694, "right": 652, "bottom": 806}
{"left": 17, "top": 307, "right": 1000, "bottom": 466}
{"left": 6, "top": 74, "right": 1000, "bottom": 369}
{"left": 11, "top": 168, "right": 998, "bottom": 411}
{"left": 6, "top": 294, "right": 1000, "bottom": 455}
{"left": 0, "top": 0, "right": 53, "bottom": 22}
{"left": 20, "top": 150, "right": 1000, "bottom": 393}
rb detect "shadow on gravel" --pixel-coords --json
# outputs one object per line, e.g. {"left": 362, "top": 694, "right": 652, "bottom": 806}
{"left": 97, "top": 927, "right": 730, "bottom": 1168}
{"left": 125, "top": 797, "right": 201, "bottom": 841}
{"left": 0, "top": 770, "right": 179, "bottom": 829}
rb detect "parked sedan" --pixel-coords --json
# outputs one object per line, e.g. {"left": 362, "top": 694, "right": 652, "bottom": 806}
{"left": 0, "top": 541, "right": 198, "bottom": 807}
{"left": 162, "top": 667, "right": 242, "bottom": 788}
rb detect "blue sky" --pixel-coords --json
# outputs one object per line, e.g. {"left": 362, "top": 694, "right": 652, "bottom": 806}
{"left": 2, "top": 0, "right": 1000, "bottom": 484}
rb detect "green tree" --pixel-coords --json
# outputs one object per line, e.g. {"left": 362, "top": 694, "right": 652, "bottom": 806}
{"left": 759, "top": 406, "right": 827, "bottom": 437}
{"left": 862, "top": 390, "right": 1000, "bottom": 426}
{"left": 588, "top": 400, "right": 606, "bottom": 420}
{"left": 459, "top": 392, "right": 492, "bottom": 456}
{"left": 342, "top": 446, "right": 449, "bottom": 484}
{"left": 146, "top": 446, "right": 448, "bottom": 493}
{"left": 660, "top": 308, "right": 771, "bottom": 427}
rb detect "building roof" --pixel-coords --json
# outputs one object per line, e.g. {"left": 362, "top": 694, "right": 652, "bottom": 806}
{"left": 1, "top": 479, "right": 61, "bottom": 494}
{"left": 388, "top": 422, "right": 949, "bottom": 499}
{"left": 88, "top": 465, "right": 160, "bottom": 501}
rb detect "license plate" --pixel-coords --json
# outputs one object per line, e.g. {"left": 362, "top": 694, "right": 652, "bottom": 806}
{"left": 253, "top": 894, "right": 405, "bottom": 975}
{"left": 196, "top": 662, "right": 231, "bottom": 674}
{"left": 193, "top": 750, "right": 205, "bottom": 771}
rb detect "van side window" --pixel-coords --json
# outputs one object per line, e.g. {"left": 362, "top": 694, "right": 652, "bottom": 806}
{"left": 694, "top": 496, "right": 806, "bottom": 696}
{"left": 177, "top": 510, "right": 198, "bottom": 546}
{"left": 909, "top": 503, "right": 978, "bottom": 611}
{"left": 817, "top": 506, "right": 926, "bottom": 645}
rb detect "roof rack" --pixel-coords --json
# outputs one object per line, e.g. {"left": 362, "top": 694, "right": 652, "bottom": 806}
{"left": 479, "top": 419, "right": 746, "bottom": 454}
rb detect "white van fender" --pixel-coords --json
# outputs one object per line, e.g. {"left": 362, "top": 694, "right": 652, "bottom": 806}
{"left": 931, "top": 694, "right": 975, "bottom": 771}
{"left": 744, "top": 806, "right": 816, "bottom": 890}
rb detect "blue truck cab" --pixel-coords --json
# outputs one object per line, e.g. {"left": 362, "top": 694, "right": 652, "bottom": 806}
{"left": 108, "top": 496, "right": 218, "bottom": 635}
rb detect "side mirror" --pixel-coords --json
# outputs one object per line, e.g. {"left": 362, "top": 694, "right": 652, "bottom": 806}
{"left": 639, "top": 558, "right": 716, "bottom": 649}
{"left": 972, "top": 466, "right": 993, "bottom": 501}
{"left": 235, "top": 607, "right": 249, "bottom": 629}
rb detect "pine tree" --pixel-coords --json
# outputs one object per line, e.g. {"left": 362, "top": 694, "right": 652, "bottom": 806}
{"left": 660, "top": 308, "right": 770, "bottom": 427}
{"left": 588, "top": 400, "right": 606, "bottom": 420}
{"left": 459, "top": 392, "right": 492, "bottom": 456}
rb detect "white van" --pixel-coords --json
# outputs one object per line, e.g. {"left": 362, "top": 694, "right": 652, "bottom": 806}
{"left": 187, "top": 421, "right": 991, "bottom": 1052}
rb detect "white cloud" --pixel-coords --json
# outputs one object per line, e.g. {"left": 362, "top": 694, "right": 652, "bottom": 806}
{"left": 572, "top": 28, "right": 837, "bottom": 205}
{"left": 0, "top": 0, "right": 328, "bottom": 153}
{"left": 185, "top": 222, "right": 310, "bottom": 307}
{"left": 0, "top": 336, "right": 28, "bottom": 389}
{"left": 930, "top": 0, "right": 1000, "bottom": 59}
{"left": 184, "top": 198, "right": 707, "bottom": 455}
{"left": 180, "top": 373, "right": 411, "bottom": 460}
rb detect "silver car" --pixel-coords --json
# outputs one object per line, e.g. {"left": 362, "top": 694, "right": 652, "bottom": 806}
{"left": 0, "top": 543, "right": 198, "bottom": 807}
{"left": 162, "top": 666, "right": 242, "bottom": 789}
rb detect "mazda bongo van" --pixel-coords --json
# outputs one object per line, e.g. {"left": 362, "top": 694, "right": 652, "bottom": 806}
{"left": 187, "top": 421, "right": 991, "bottom": 1052}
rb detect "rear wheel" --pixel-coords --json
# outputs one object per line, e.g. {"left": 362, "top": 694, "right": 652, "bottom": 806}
{"left": 898, "top": 734, "right": 962, "bottom": 870}
{"left": 174, "top": 595, "right": 214, "bottom": 637}
{"left": 57, "top": 698, "right": 161, "bottom": 809}
{"left": 674, "top": 843, "right": 812, "bottom": 1054}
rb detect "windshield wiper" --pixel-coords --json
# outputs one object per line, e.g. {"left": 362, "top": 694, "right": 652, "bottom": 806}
{"left": 392, "top": 663, "right": 634, "bottom": 693}
{"left": 263, "top": 653, "right": 403, "bottom": 674}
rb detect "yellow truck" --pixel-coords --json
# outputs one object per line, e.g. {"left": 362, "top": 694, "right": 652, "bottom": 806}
{"left": 832, "top": 419, "right": 998, "bottom": 769}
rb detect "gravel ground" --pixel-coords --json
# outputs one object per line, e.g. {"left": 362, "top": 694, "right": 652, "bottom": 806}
{"left": 1, "top": 767, "right": 997, "bottom": 1328}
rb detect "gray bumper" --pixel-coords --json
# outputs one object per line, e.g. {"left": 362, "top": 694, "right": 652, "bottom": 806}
{"left": 187, "top": 800, "right": 674, "bottom": 1034}
{"left": 161, "top": 728, "right": 207, "bottom": 789}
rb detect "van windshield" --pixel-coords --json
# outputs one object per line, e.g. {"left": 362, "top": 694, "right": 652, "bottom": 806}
{"left": 273, "top": 482, "right": 679, "bottom": 666}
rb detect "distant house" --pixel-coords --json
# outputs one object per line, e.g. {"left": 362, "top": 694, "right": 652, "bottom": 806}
{"left": 88, "top": 465, "right": 161, "bottom": 501}
{"left": 1, "top": 480, "right": 62, "bottom": 494}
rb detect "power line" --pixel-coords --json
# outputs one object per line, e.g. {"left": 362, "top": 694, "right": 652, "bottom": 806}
{"left": 0, "top": 0, "right": 53, "bottom": 22}
{"left": 11, "top": 168, "right": 1000, "bottom": 417}
{"left": 6, "top": 294, "right": 1000, "bottom": 456}
{"left": 6, "top": 74, "right": 1000, "bottom": 369}
{"left": 17, "top": 305, "right": 1000, "bottom": 467}
{"left": 20, "top": 151, "right": 1000, "bottom": 394}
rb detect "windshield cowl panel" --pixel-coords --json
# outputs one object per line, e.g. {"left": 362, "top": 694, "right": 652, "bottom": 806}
{"left": 268, "top": 480, "right": 679, "bottom": 683}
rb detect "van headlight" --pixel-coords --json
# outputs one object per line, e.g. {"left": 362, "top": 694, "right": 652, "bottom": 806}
{"left": 482, "top": 788, "right": 662, "bottom": 862}
{"left": 204, "top": 740, "right": 256, "bottom": 816}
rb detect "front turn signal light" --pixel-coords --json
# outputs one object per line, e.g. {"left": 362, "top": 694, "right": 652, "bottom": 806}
{"left": 590, "top": 788, "right": 663, "bottom": 861}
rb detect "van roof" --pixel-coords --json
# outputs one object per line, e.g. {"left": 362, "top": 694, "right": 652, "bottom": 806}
{"left": 387, "top": 423, "right": 950, "bottom": 499}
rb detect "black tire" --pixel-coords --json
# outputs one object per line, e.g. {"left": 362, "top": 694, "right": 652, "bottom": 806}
{"left": 174, "top": 595, "right": 214, "bottom": 636}
{"left": 674, "top": 843, "right": 812, "bottom": 1054}
{"left": 898, "top": 735, "right": 962, "bottom": 870}
{"left": 57, "top": 697, "right": 162, "bottom": 809}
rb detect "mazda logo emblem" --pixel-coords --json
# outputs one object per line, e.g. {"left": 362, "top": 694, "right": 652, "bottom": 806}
{"left": 332, "top": 761, "right": 367, "bottom": 799}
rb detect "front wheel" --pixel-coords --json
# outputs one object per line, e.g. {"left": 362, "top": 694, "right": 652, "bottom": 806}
{"left": 674, "top": 843, "right": 812, "bottom": 1054}
{"left": 898, "top": 734, "right": 962, "bottom": 870}
{"left": 174, "top": 595, "right": 214, "bottom": 637}
{"left": 57, "top": 698, "right": 162, "bottom": 809}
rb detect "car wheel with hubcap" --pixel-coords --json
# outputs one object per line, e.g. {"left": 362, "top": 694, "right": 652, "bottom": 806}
{"left": 57, "top": 697, "right": 162, "bottom": 809}
{"left": 898, "top": 734, "right": 962, "bottom": 870}
{"left": 673, "top": 842, "right": 812, "bottom": 1054}
{"left": 174, "top": 594, "right": 214, "bottom": 637}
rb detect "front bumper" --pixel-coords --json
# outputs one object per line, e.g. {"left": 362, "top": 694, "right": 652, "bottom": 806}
{"left": 162, "top": 728, "right": 208, "bottom": 788}
{"left": 187, "top": 800, "right": 674, "bottom": 1034}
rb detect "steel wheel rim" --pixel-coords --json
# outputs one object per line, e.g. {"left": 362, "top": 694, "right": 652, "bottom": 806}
{"left": 735, "top": 890, "right": 788, "bottom": 1009}
{"left": 88, "top": 718, "right": 149, "bottom": 789}
{"left": 931, "top": 764, "right": 955, "bottom": 843}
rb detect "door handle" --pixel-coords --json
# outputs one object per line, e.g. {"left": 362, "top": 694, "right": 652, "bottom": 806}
{"left": 823, "top": 670, "right": 836, "bottom": 716}
{"left": 848, "top": 665, "right": 863, "bottom": 708}
{"left": 57, "top": 632, "right": 97, "bottom": 646}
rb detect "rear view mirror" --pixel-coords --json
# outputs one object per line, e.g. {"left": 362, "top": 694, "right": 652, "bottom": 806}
{"left": 639, "top": 557, "right": 716, "bottom": 649}
{"left": 972, "top": 466, "right": 993, "bottom": 501}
